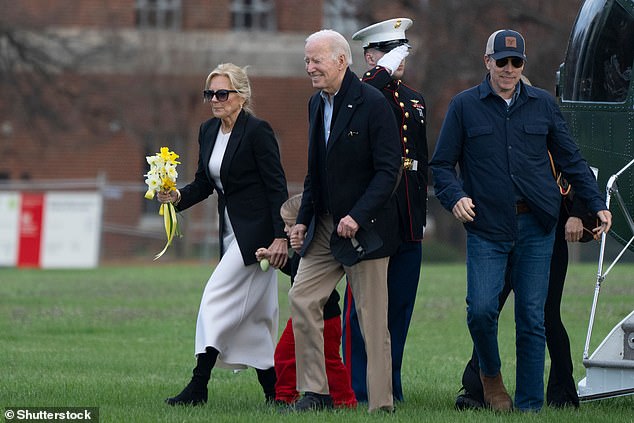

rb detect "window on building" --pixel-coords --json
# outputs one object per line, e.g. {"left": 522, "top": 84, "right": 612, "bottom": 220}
{"left": 563, "top": 0, "right": 633, "bottom": 102}
{"left": 323, "top": 0, "right": 359, "bottom": 36}
{"left": 135, "top": 0, "right": 182, "bottom": 30}
{"left": 231, "top": 0, "right": 276, "bottom": 31}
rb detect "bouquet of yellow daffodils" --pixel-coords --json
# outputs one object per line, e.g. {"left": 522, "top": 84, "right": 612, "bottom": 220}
{"left": 144, "top": 147, "right": 181, "bottom": 260}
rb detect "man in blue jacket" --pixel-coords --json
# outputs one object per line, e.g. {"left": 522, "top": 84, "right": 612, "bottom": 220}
{"left": 430, "top": 29, "right": 612, "bottom": 412}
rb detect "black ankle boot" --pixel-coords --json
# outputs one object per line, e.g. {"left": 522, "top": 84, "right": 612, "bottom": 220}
{"left": 165, "top": 377, "right": 208, "bottom": 406}
{"left": 256, "top": 367, "right": 277, "bottom": 404}
{"left": 166, "top": 348, "right": 218, "bottom": 406}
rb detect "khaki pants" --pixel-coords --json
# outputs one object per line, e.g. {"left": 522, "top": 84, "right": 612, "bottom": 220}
{"left": 289, "top": 214, "right": 393, "bottom": 412}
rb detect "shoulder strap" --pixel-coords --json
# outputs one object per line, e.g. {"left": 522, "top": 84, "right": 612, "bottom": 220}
{"left": 548, "top": 150, "right": 571, "bottom": 196}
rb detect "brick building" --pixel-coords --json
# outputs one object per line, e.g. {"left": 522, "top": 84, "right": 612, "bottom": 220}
{"left": 1, "top": 0, "right": 367, "bottom": 261}
{"left": 1, "top": 1, "right": 584, "bottom": 263}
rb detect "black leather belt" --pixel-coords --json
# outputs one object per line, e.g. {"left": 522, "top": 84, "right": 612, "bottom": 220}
{"left": 516, "top": 201, "right": 530, "bottom": 215}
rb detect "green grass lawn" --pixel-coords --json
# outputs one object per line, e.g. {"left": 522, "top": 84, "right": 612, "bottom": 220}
{"left": 1, "top": 262, "right": 633, "bottom": 422}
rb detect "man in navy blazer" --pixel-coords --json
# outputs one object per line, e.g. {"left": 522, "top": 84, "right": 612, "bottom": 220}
{"left": 288, "top": 29, "right": 402, "bottom": 413}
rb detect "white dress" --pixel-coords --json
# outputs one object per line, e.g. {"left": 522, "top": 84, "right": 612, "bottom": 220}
{"left": 194, "top": 130, "right": 279, "bottom": 370}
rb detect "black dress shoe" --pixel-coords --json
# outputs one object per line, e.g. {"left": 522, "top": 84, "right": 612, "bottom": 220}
{"left": 291, "top": 392, "right": 333, "bottom": 412}
{"left": 165, "top": 380, "right": 208, "bottom": 406}
{"left": 455, "top": 389, "right": 485, "bottom": 410}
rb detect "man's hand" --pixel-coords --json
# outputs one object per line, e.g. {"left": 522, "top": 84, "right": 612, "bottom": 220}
{"left": 593, "top": 210, "right": 613, "bottom": 239}
{"left": 337, "top": 215, "right": 359, "bottom": 239}
{"left": 377, "top": 45, "right": 409, "bottom": 75}
{"left": 452, "top": 197, "right": 476, "bottom": 223}
{"left": 267, "top": 238, "right": 288, "bottom": 269}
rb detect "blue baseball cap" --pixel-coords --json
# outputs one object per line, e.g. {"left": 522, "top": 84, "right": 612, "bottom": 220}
{"left": 485, "top": 29, "right": 526, "bottom": 60}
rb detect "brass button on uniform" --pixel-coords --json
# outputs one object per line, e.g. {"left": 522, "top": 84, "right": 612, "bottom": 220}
{"left": 395, "top": 92, "right": 399, "bottom": 98}
{"left": 399, "top": 102, "right": 405, "bottom": 108}
{"left": 405, "top": 112, "right": 410, "bottom": 118}
{"left": 403, "top": 124, "right": 408, "bottom": 131}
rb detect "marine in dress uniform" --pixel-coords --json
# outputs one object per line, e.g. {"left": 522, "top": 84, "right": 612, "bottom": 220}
{"left": 342, "top": 18, "right": 429, "bottom": 402}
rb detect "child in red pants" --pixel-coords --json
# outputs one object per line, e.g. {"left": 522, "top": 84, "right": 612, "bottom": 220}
{"left": 256, "top": 194, "right": 357, "bottom": 408}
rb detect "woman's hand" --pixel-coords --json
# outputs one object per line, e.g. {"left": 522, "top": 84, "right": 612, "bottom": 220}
{"left": 157, "top": 189, "right": 180, "bottom": 204}
{"left": 267, "top": 238, "right": 288, "bottom": 269}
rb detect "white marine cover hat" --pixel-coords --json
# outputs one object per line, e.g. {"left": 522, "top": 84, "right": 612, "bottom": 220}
{"left": 352, "top": 18, "right": 413, "bottom": 51}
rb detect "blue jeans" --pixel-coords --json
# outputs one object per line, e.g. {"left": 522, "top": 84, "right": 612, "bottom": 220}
{"left": 466, "top": 213, "right": 555, "bottom": 411}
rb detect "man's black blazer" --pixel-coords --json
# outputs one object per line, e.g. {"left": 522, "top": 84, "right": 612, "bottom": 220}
{"left": 297, "top": 68, "right": 402, "bottom": 261}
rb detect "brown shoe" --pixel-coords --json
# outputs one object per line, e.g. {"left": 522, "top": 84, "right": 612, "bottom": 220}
{"left": 480, "top": 371, "right": 513, "bottom": 412}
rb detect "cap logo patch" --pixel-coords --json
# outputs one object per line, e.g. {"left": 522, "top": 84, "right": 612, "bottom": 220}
{"left": 394, "top": 20, "right": 402, "bottom": 29}
{"left": 505, "top": 37, "right": 517, "bottom": 48}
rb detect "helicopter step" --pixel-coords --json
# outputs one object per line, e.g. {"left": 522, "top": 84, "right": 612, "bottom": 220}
{"left": 578, "top": 310, "right": 634, "bottom": 401}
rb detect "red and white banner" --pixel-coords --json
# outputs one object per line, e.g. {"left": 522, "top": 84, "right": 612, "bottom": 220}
{"left": 17, "top": 192, "right": 45, "bottom": 267}
{"left": 0, "top": 192, "right": 20, "bottom": 267}
{"left": 0, "top": 192, "right": 102, "bottom": 268}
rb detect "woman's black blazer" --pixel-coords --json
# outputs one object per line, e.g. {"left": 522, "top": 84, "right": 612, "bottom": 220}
{"left": 177, "top": 110, "right": 288, "bottom": 265}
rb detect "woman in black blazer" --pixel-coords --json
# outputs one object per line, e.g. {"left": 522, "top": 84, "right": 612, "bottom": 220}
{"left": 157, "top": 63, "right": 288, "bottom": 406}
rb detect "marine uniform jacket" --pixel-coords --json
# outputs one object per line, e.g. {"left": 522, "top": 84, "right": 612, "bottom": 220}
{"left": 430, "top": 76, "right": 606, "bottom": 241}
{"left": 362, "top": 66, "right": 428, "bottom": 241}
{"left": 297, "top": 68, "right": 402, "bottom": 260}
{"left": 176, "top": 110, "right": 288, "bottom": 265}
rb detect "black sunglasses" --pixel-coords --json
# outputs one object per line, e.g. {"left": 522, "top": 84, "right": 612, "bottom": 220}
{"left": 203, "top": 89, "right": 239, "bottom": 102}
{"left": 493, "top": 57, "right": 525, "bottom": 68}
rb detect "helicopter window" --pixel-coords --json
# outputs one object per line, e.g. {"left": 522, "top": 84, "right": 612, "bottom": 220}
{"left": 563, "top": 1, "right": 633, "bottom": 102}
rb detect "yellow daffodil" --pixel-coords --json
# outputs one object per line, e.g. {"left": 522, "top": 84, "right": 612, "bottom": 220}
{"left": 159, "top": 147, "right": 181, "bottom": 164}
{"left": 165, "top": 163, "right": 178, "bottom": 180}
{"left": 146, "top": 155, "right": 160, "bottom": 166}
{"left": 144, "top": 146, "right": 182, "bottom": 259}
{"left": 161, "top": 177, "right": 177, "bottom": 191}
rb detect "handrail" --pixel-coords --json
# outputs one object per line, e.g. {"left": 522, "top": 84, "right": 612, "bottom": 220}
{"left": 583, "top": 158, "right": 634, "bottom": 359}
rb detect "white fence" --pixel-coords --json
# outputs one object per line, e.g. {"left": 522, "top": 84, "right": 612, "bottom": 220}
{"left": 0, "top": 175, "right": 220, "bottom": 266}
